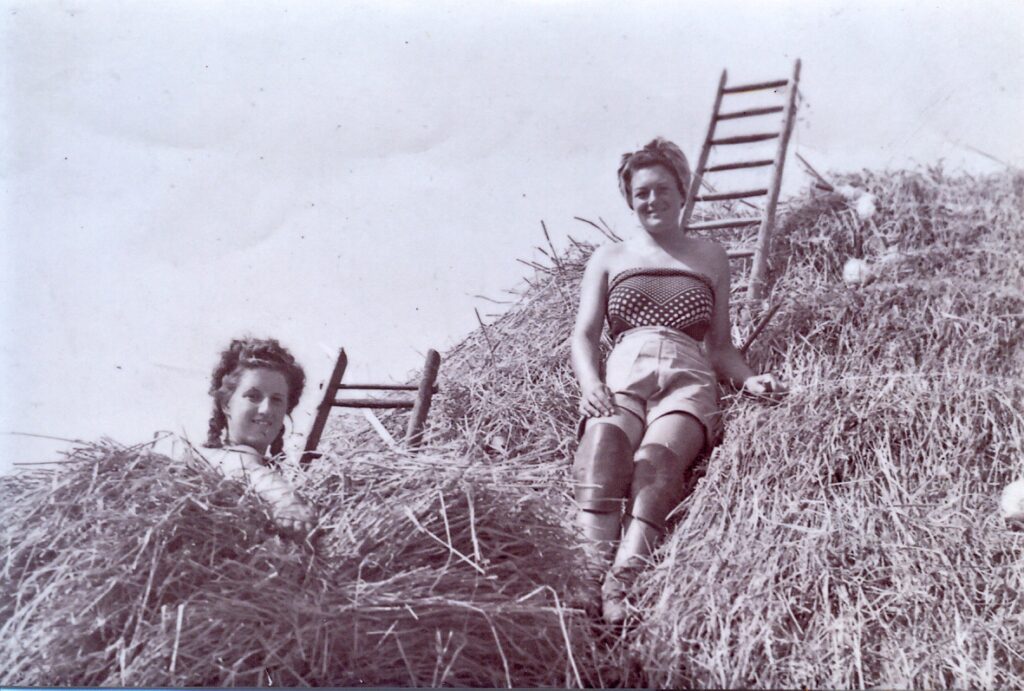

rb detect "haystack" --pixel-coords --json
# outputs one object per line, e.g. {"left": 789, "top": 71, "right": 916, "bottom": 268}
{"left": 2, "top": 168, "right": 1022, "bottom": 688}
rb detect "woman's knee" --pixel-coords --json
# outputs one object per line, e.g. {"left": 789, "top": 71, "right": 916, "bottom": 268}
{"left": 573, "top": 421, "right": 636, "bottom": 513}
{"left": 626, "top": 443, "right": 689, "bottom": 531}
{"left": 643, "top": 411, "right": 706, "bottom": 460}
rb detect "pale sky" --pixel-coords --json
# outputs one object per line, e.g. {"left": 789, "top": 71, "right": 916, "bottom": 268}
{"left": 2, "top": 1, "right": 1022, "bottom": 471}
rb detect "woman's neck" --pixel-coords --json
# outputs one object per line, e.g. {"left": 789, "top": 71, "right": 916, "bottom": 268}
{"left": 638, "top": 227, "right": 689, "bottom": 254}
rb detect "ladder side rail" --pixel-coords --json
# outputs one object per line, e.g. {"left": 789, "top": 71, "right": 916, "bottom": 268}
{"left": 681, "top": 69, "right": 727, "bottom": 231}
{"left": 405, "top": 349, "right": 442, "bottom": 449}
{"left": 748, "top": 59, "right": 801, "bottom": 302}
{"left": 302, "top": 348, "right": 348, "bottom": 465}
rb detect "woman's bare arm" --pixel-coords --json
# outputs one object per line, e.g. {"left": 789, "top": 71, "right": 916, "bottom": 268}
{"left": 704, "top": 244, "right": 757, "bottom": 386}
{"left": 207, "top": 448, "right": 315, "bottom": 533}
{"left": 571, "top": 246, "right": 616, "bottom": 418}
{"left": 704, "top": 244, "right": 786, "bottom": 396}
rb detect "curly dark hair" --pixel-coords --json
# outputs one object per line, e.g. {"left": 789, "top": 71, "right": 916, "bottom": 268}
{"left": 205, "top": 337, "right": 306, "bottom": 455}
{"left": 617, "top": 137, "right": 693, "bottom": 210}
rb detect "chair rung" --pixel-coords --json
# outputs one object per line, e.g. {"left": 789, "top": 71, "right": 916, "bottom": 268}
{"left": 727, "top": 248, "right": 756, "bottom": 259}
{"left": 705, "top": 159, "right": 775, "bottom": 172}
{"left": 333, "top": 398, "right": 415, "bottom": 409}
{"left": 695, "top": 188, "right": 767, "bottom": 202}
{"left": 686, "top": 217, "right": 760, "bottom": 231}
{"left": 716, "top": 105, "right": 784, "bottom": 121}
{"left": 723, "top": 79, "right": 788, "bottom": 94}
{"left": 712, "top": 133, "right": 779, "bottom": 145}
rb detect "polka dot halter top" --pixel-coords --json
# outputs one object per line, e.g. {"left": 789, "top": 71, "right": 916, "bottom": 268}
{"left": 606, "top": 268, "right": 716, "bottom": 341}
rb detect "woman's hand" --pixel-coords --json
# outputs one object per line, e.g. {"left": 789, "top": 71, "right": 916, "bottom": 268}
{"left": 579, "top": 380, "right": 616, "bottom": 418}
{"left": 270, "top": 495, "right": 315, "bottom": 535}
{"left": 245, "top": 463, "right": 316, "bottom": 535}
{"left": 742, "top": 373, "right": 788, "bottom": 399}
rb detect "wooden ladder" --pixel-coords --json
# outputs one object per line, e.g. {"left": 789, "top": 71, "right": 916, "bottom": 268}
{"left": 681, "top": 59, "right": 801, "bottom": 302}
{"left": 301, "top": 348, "right": 441, "bottom": 465}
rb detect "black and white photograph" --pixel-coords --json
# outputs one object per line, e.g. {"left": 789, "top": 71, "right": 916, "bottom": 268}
{"left": 2, "top": 1, "right": 1022, "bottom": 687}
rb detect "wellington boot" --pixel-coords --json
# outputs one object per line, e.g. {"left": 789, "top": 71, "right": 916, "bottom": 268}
{"left": 569, "top": 551, "right": 614, "bottom": 620}
{"left": 600, "top": 562, "right": 642, "bottom": 626}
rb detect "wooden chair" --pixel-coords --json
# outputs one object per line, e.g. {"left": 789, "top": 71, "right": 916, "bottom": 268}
{"left": 681, "top": 59, "right": 802, "bottom": 302}
{"left": 301, "top": 348, "right": 441, "bottom": 465}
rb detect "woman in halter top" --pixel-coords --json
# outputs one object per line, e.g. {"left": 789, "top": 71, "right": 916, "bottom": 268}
{"left": 570, "top": 137, "right": 785, "bottom": 625}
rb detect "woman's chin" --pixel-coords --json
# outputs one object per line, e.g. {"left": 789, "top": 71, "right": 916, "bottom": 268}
{"left": 230, "top": 429, "right": 278, "bottom": 453}
{"left": 640, "top": 220, "right": 677, "bottom": 235}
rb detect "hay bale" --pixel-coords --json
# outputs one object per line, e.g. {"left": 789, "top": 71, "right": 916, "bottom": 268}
{"left": 630, "top": 168, "right": 1024, "bottom": 689}
{"left": 1, "top": 441, "right": 594, "bottom": 687}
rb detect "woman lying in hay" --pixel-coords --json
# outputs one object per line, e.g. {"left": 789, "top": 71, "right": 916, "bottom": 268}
{"left": 571, "top": 137, "right": 786, "bottom": 625}
{"left": 161, "top": 336, "right": 315, "bottom": 535}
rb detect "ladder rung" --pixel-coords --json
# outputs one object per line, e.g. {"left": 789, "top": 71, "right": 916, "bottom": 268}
{"left": 716, "top": 105, "right": 784, "bottom": 121}
{"left": 333, "top": 398, "right": 415, "bottom": 409}
{"left": 695, "top": 188, "right": 767, "bottom": 202}
{"left": 705, "top": 159, "right": 775, "bottom": 173}
{"left": 686, "top": 217, "right": 760, "bottom": 231}
{"left": 711, "top": 133, "right": 779, "bottom": 146}
{"left": 727, "top": 248, "right": 756, "bottom": 259}
{"left": 339, "top": 383, "right": 439, "bottom": 393}
{"left": 339, "top": 383, "right": 418, "bottom": 391}
{"left": 723, "top": 79, "right": 788, "bottom": 94}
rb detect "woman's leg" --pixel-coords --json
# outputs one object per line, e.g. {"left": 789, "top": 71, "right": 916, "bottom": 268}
{"left": 602, "top": 412, "right": 705, "bottom": 623}
{"left": 573, "top": 412, "right": 644, "bottom": 566}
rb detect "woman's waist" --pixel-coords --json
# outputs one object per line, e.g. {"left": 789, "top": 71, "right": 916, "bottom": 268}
{"left": 612, "top": 325, "right": 706, "bottom": 350}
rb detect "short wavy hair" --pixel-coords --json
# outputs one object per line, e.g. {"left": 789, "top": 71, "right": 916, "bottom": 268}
{"left": 617, "top": 137, "right": 692, "bottom": 210}
{"left": 204, "top": 337, "right": 306, "bottom": 455}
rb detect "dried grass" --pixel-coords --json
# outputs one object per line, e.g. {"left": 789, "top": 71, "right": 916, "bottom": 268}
{"left": 1, "top": 440, "right": 590, "bottom": 687}
{"left": 2, "top": 167, "right": 1022, "bottom": 687}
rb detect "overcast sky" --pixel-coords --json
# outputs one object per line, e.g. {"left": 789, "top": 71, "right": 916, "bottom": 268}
{"left": 2, "top": 0, "right": 1022, "bottom": 471}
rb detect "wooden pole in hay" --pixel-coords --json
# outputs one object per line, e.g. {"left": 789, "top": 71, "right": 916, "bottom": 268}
{"left": 405, "top": 349, "right": 441, "bottom": 449}
{"left": 749, "top": 59, "right": 801, "bottom": 301}
{"left": 302, "top": 348, "right": 348, "bottom": 465}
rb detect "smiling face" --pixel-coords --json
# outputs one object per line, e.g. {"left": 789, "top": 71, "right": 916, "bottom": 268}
{"left": 222, "top": 367, "right": 290, "bottom": 455}
{"left": 630, "top": 164, "right": 684, "bottom": 235}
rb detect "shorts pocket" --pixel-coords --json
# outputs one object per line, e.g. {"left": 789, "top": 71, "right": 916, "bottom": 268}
{"left": 604, "top": 338, "right": 645, "bottom": 392}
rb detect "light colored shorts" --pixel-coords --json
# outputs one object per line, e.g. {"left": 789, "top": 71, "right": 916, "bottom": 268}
{"left": 594, "top": 326, "right": 723, "bottom": 450}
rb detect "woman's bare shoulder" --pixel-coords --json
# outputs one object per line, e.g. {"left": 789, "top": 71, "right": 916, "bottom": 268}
{"left": 686, "top": 238, "right": 730, "bottom": 279}
{"left": 590, "top": 241, "right": 625, "bottom": 262}
{"left": 688, "top": 236, "right": 728, "bottom": 256}
{"left": 585, "top": 242, "right": 626, "bottom": 276}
